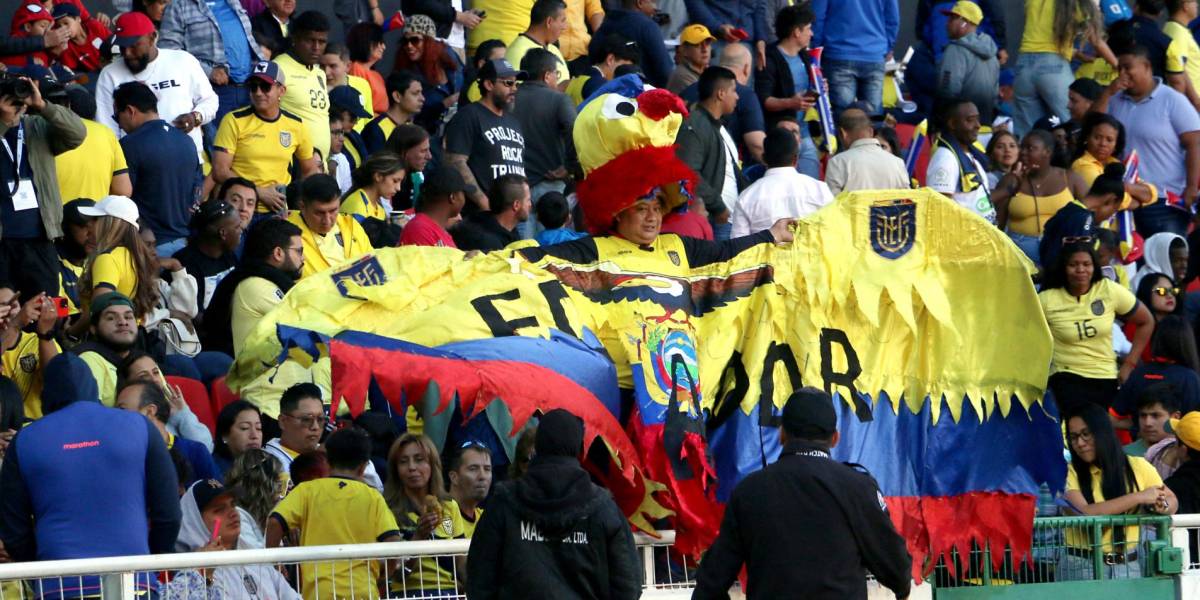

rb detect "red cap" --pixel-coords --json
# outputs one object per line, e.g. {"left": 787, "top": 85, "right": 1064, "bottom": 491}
{"left": 113, "top": 11, "right": 155, "bottom": 47}
{"left": 10, "top": 4, "right": 52, "bottom": 36}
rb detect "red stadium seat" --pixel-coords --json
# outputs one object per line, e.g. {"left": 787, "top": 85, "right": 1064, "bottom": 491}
{"left": 210, "top": 376, "right": 240, "bottom": 416}
{"left": 165, "top": 376, "right": 215, "bottom": 436}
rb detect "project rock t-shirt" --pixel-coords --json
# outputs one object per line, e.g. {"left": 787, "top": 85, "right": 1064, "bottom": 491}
{"left": 444, "top": 101, "right": 525, "bottom": 208}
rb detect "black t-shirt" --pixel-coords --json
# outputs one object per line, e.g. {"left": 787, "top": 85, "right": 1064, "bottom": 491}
{"left": 444, "top": 102, "right": 526, "bottom": 201}
{"left": 173, "top": 245, "right": 237, "bottom": 313}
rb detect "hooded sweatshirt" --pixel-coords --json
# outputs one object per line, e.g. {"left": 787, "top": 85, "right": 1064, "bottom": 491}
{"left": 167, "top": 482, "right": 299, "bottom": 600}
{"left": 465, "top": 455, "right": 641, "bottom": 600}
{"left": 0, "top": 354, "right": 181, "bottom": 567}
{"left": 937, "top": 31, "right": 1000, "bottom": 121}
{"left": 1133, "top": 232, "right": 1187, "bottom": 291}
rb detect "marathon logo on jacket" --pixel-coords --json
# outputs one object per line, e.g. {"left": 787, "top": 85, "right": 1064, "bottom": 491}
{"left": 520, "top": 521, "right": 588, "bottom": 544}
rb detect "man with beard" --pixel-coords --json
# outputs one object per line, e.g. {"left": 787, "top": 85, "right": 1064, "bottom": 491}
{"left": 448, "top": 441, "right": 493, "bottom": 537}
{"left": 55, "top": 200, "right": 96, "bottom": 317}
{"left": 444, "top": 58, "right": 527, "bottom": 214}
{"left": 69, "top": 292, "right": 140, "bottom": 406}
{"left": 95, "top": 11, "right": 217, "bottom": 171}
{"left": 201, "top": 218, "right": 303, "bottom": 358}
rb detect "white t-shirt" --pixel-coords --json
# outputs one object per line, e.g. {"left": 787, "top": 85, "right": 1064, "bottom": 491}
{"left": 731, "top": 167, "right": 834, "bottom": 237}
{"left": 447, "top": 0, "right": 466, "bottom": 50}
{"left": 926, "top": 146, "right": 996, "bottom": 223}
{"left": 96, "top": 48, "right": 219, "bottom": 164}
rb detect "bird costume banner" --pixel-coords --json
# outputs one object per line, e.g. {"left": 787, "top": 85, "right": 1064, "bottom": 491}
{"left": 230, "top": 188, "right": 1063, "bottom": 577}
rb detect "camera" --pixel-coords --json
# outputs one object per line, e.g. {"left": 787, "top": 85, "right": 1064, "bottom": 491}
{"left": 0, "top": 72, "right": 33, "bottom": 102}
{"left": 652, "top": 11, "right": 670, "bottom": 26}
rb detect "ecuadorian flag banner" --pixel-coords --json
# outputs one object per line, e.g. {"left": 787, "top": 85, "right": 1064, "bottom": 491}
{"left": 230, "top": 189, "right": 1063, "bottom": 576}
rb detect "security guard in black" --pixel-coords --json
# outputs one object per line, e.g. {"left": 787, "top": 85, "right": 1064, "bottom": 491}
{"left": 692, "top": 388, "right": 913, "bottom": 600}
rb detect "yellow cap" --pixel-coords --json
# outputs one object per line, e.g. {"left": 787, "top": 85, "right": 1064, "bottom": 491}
{"left": 941, "top": 0, "right": 983, "bottom": 26}
{"left": 680, "top": 24, "right": 716, "bottom": 46}
{"left": 1170, "top": 412, "right": 1200, "bottom": 451}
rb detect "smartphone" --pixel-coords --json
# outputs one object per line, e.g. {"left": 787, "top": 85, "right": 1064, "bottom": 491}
{"left": 210, "top": 517, "right": 222, "bottom": 544}
{"left": 731, "top": 27, "right": 749, "bottom": 41}
{"left": 50, "top": 296, "right": 68, "bottom": 319}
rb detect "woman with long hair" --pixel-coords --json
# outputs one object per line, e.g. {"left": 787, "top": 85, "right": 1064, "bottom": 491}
{"left": 992, "top": 129, "right": 1091, "bottom": 263}
{"left": 73, "top": 201, "right": 160, "bottom": 336}
{"left": 346, "top": 22, "right": 388, "bottom": 115}
{"left": 1115, "top": 314, "right": 1200, "bottom": 425}
{"left": 225, "top": 448, "right": 284, "bottom": 531}
{"left": 341, "top": 152, "right": 407, "bottom": 221}
{"left": 1039, "top": 241, "right": 1154, "bottom": 414}
{"left": 388, "top": 124, "right": 433, "bottom": 212}
{"left": 1014, "top": 0, "right": 1115, "bottom": 135}
{"left": 984, "top": 130, "right": 1019, "bottom": 189}
{"left": 1062, "top": 404, "right": 1175, "bottom": 579}
{"left": 212, "top": 400, "right": 264, "bottom": 476}
{"left": 392, "top": 15, "right": 464, "bottom": 135}
{"left": 384, "top": 434, "right": 465, "bottom": 596}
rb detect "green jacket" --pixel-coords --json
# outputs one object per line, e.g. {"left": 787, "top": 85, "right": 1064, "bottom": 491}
{"left": 0, "top": 102, "right": 86, "bottom": 239}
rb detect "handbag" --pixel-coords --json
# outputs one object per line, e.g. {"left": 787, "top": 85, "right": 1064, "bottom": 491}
{"left": 155, "top": 317, "right": 201, "bottom": 357}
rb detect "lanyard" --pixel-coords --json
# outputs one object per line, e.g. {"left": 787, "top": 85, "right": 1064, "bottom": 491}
{"left": 1, "top": 123, "right": 24, "bottom": 195}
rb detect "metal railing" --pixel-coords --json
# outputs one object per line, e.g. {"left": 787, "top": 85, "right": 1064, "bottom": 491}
{"left": 0, "top": 531, "right": 692, "bottom": 600}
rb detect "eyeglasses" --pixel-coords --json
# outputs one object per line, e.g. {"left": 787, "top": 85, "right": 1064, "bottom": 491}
{"left": 248, "top": 80, "right": 274, "bottom": 93}
{"left": 1067, "top": 429, "right": 1094, "bottom": 444}
{"left": 284, "top": 413, "right": 327, "bottom": 429}
{"left": 459, "top": 439, "right": 487, "bottom": 450}
{"left": 403, "top": 37, "right": 423, "bottom": 46}
{"left": 496, "top": 79, "right": 518, "bottom": 88}
{"left": 1152, "top": 286, "right": 1180, "bottom": 297}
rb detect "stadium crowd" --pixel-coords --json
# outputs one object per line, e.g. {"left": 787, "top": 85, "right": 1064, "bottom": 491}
{"left": 0, "top": 0, "right": 1199, "bottom": 596}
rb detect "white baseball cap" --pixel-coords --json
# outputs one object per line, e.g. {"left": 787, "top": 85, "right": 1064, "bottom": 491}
{"left": 78, "top": 195, "right": 140, "bottom": 230}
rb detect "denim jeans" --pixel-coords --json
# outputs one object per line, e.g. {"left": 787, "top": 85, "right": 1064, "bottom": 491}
{"left": 162, "top": 351, "right": 233, "bottom": 387}
{"left": 1013, "top": 52, "right": 1073, "bottom": 137}
{"left": 1057, "top": 551, "right": 1141, "bottom": 581}
{"left": 1133, "top": 200, "right": 1190, "bottom": 239}
{"left": 214, "top": 83, "right": 250, "bottom": 130}
{"left": 798, "top": 134, "right": 821, "bottom": 179}
{"left": 823, "top": 59, "right": 885, "bottom": 116}
{"left": 520, "top": 180, "right": 567, "bottom": 240}
{"left": 712, "top": 220, "right": 732, "bottom": 241}
{"left": 1007, "top": 230, "right": 1041, "bottom": 266}
{"left": 156, "top": 237, "right": 187, "bottom": 258}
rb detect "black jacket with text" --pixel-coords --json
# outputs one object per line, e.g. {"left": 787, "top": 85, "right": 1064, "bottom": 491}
{"left": 465, "top": 455, "right": 641, "bottom": 600}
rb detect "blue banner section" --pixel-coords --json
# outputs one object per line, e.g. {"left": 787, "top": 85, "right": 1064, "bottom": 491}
{"left": 707, "top": 393, "right": 1067, "bottom": 502}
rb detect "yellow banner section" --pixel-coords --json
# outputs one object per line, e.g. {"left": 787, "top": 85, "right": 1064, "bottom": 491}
{"left": 231, "top": 189, "right": 1052, "bottom": 424}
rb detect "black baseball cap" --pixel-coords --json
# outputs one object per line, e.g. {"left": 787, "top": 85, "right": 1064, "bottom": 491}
{"left": 329, "top": 85, "right": 371, "bottom": 119}
{"left": 423, "top": 166, "right": 476, "bottom": 198}
{"left": 191, "top": 479, "right": 234, "bottom": 512}
{"left": 477, "top": 58, "right": 527, "bottom": 82}
{"left": 63, "top": 199, "right": 96, "bottom": 227}
{"left": 781, "top": 388, "right": 838, "bottom": 438}
{"left": 52, "top": 3, "right": 80, "bottom": 20}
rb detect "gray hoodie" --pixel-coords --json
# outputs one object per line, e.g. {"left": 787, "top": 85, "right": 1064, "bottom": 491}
{"left": 937, "top": 31, "right": 1000, "bottom": 121}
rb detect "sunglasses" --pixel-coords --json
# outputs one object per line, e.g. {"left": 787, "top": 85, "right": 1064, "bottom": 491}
{"left": 495, "top": 79, "right": 518, "bottom": 88}
{"left": 1153, "top": 286, "right": 1180, "bottom": 297}
{"left": 1061, "top": 235, "right": 1093, "bottom": 246}
{"left": 248, "top": 80, "right": 274, "bottom": 93}
{"left": 403, "top": 37, "right": 424, "bottom": 46}
{"left": 459, "top": 439, "right": 487, "bottom": 450}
